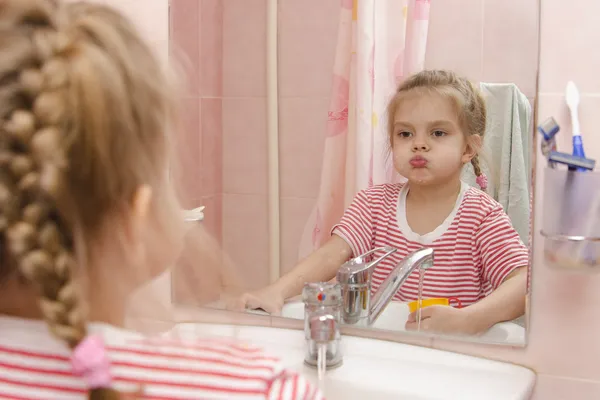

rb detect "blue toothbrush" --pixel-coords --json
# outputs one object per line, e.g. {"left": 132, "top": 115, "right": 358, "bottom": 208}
{"left": 566, "top": 81, "right": 586, "bottom": 172}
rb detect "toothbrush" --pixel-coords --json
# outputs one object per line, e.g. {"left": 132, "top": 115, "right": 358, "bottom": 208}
{"left": 566, "top": 81, "right": 586, "bottom": 171}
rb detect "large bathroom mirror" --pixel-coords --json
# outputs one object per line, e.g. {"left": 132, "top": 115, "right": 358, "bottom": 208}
{"left": 168, "top": 0, "right": 539, "bottom": 347}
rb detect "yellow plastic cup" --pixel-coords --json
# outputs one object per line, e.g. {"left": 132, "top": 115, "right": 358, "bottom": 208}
{"left": 407, "top": 297, "right": 462, "bottom": 313}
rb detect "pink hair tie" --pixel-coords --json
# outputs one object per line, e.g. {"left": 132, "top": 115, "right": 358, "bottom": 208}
{"left": 70, "top": 335, "right": 112, "bottom": 389}
{"left": 476, "top": 173, "right": 488, "bottom": 190}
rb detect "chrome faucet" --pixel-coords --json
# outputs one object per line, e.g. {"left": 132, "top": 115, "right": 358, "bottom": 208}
{"left": 336, "top": 247, "right": 434, "bottom": 326}
{"left": 302, "top": 282, "right": 343, "bottom": 369}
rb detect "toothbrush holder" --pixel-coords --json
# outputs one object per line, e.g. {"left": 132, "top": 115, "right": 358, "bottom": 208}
{"left": 541, "top": 168, "right": 600, "bottom": 270}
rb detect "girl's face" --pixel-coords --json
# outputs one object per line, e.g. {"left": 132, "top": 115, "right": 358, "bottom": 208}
{"left": 390, "top": 91, "right": 478, "bottom": 186}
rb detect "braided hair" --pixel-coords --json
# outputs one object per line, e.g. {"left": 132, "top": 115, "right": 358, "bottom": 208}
{"left": 0, "top": 1, "right": 176, "bottom": 398}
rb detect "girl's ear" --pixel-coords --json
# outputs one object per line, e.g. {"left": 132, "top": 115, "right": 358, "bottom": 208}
{"left": 462, "top": 134, "right": 482, "bottom": 163}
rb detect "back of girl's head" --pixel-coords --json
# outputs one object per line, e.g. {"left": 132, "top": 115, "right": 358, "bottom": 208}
{"left": 387, "top": 70, "right": 487, "bottom": 178}
{"left": 0, "top": 0, "right": 178, "bottom": 398}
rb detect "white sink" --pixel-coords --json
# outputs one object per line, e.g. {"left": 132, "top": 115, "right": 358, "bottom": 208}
{"left": 170, "top": 323, "right": 535, "bottom": 400}
{"left": 281, "top": 301, "right": 526, "bottom": 345}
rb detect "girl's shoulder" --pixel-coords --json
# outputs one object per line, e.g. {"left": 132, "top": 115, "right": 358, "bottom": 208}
{"left": 460, "top": 186, "right": 505, "bottom": 220}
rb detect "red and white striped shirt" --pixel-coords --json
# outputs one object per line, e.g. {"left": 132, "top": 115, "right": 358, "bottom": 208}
{"left": 0, "top": 316, "right": 324, "bottom": 400}
{"left": 332, "top": 182, "right": 529, "bottom": 306}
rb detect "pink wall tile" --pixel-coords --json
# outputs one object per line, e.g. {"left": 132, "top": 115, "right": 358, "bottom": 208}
{"left": 532, "top": 375, "right": 600, "bottom": 400}
{"left": 278, "top": 0, "right": 339, "bottom": 97}
{"left": 222, "top": 98, "right": 268, "bottom": 195}
{"left": 280, "top": 197, "right": 315, "bottom": 274}
{"left": 538, "top": 0, "right": 600, "bottom": 93}
{"left": 279, "top": 97, "right": 329, "bottom": 198}
{"left": 199, "top": 0, "right": 224, "bottom": 97}
{"left": 222, "top": 0, "right": 267, "bottom": 97}
{"left": 426, "top": 0, "right": 538, "bottom": 96}
{"left": 170, "top": 0, "right": 200, "bottom": 96}
{"left": 200, "top": 98, "right": 223, "bottom": 196}
{"left": 482, "top": 0, "right": 539, "bottom": 98}
{"left": 527, "top": 228, "right": 600, "bottom": 379}
{"left": 172, "top": 97, "right": 202, "bottom": 209}
{"left": 222, "top": 194, "right": 270, "bottom": 290}
{"left": 525, "top": 95, "right": 600, "bottom": 379}
{"left": 200, "top": 194, "right": 222, "bottom": 243}
{"left": 424, "top": 0, "right": 483, "bottom": 82}
{"left": 527, "top": 267, "right": 600, "bottom": 379}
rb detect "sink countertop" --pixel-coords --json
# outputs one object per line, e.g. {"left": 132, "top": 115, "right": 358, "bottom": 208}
{"left": 171, "top": 322, "right": 535, "bottom": 400}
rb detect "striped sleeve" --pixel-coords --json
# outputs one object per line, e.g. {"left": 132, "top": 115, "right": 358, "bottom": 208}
{"left": 475, "top": 205, "right": 530, "bottom": 289}
{"left": 331, "top": 189, "right": 373, "bottom": 258}
{"left": 266, "top": 369, "right": 324, "bottom": 400}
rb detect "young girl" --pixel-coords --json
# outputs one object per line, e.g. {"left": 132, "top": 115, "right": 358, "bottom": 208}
{"left": 0, "top": 1, "right": 323, "bottom": 399}
{"left": 231, "top": 70, "right": 529, "bottom": 336}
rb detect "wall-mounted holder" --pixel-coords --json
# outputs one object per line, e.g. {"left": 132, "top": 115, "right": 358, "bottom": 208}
{"left": 541, "top": 167, "right": 600, "bottom": 270}
{"left": 183, "top": 206, "right": 205, "bottom": 222}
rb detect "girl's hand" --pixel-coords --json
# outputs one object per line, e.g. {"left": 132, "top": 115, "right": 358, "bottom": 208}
{"left": 225, "top": 285, "right": 285, "bottom": 315}
{"left": 405, "top": 305, "right": 483, "bottom": 336}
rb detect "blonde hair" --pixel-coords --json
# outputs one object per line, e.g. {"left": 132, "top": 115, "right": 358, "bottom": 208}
{"left": 0, "top": 0, "right": 176, "bottom": 398}
{"left": 387, "top": 70, "right": 487, "bottom": 179}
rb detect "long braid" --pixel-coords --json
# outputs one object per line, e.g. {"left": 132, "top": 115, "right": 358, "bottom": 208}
{"left": 471, "top": 154, "right": 482, "bottom": 178}
{"left": 1, "top": 0, "right": 177, "bottom": 397}
{"left": 0, "top": 1, "right": 119, "bottom": 398}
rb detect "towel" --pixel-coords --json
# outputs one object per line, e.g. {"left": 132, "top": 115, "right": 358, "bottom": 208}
{"left": 461, "top": 83, "right": 532, "bottom": 245}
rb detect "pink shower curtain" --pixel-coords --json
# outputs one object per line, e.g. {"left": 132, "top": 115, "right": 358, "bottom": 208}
{"left": 297, "top": 0, "right": 431, "bottom": 260}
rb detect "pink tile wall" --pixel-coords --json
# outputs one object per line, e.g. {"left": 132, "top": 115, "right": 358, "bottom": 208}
{"left": 169, "top": 0, "right": 223, "bottom": 229}
{"left": 169, "top": 0, "right": 224, "bottom": 303}
{"left": 278, "top": 0, "right": 339, "bottom": 274}
{"left": 425, "top": 0, "right": 538, "bottom": 98}
{"left": 222, "top": 0, "right": 267, "bottom": 97}
{"left": 220, "top": 0, "right": 269, "bottom": 290}
{"left": 219, "top": 0, "right": 339, "bottom": 288}
{"left": 278, "top": 0, "right": 339, "bottom": 97}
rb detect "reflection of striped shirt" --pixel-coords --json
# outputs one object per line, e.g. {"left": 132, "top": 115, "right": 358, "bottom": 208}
{"left": 0, "top": 316, "right": 323, "bottom": 400}
{"left": 332, "top": 182, "right": 528, "bottom": 306}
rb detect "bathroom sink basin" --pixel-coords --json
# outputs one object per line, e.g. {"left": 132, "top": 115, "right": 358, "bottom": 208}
{"left": 170, "top": 323, "right": 535, "bottom": 400}
{"left": 281, "top": 301, "right": 526, "bottom": 345}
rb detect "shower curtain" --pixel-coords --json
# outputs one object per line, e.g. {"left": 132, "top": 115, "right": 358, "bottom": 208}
{"left": 297, "top": 0, "right": 430, "bottom": 259}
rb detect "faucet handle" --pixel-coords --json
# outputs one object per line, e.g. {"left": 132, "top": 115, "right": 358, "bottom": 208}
{"left": 350, "top": 246, "right": 397, "bottom": 265}
{"left": 336, "top": 246, "right": 397, "bottom": 285}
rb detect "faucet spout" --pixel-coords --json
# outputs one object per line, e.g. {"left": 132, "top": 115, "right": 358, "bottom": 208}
{"left": 368, "top": 247, "right": 434, "bottom": 325}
